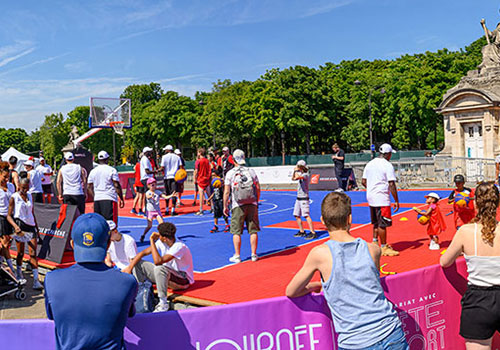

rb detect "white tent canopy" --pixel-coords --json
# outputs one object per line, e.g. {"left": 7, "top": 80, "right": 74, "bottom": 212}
{"left": 1, "top": 147, "right": 39, "bottom": 173}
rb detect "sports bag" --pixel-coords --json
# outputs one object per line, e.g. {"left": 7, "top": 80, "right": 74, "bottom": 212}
{"left": 135, "top": 280, "right": 155, "bottom": 313}
{"left": 232, "top": 166, "right": 256, "bottom": 206}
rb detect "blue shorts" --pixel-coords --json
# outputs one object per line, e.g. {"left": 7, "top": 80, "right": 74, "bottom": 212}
{"left": 338, "top": 326, "right": 408, "bottom": 350}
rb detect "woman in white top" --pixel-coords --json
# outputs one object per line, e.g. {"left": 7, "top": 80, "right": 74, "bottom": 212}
{"left": 0, "top": 161, "right": 16, "bottom": 275}
{"left": 9, "top": 177, "right": 43, "bottom": 290}
{"left": 441, "top": 182, "right": 500, "bottom": 350}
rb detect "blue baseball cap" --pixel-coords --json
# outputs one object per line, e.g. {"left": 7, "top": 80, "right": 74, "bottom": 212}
{"left": 72, "top": 213, "right": 110, "bottom": 263}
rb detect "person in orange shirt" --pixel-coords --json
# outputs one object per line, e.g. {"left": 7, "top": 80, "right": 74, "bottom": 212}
{"left": 413, "top": 192, "right": 446, "bottom": 250}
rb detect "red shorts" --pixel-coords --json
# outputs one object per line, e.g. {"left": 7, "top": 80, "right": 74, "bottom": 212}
{"left": 370, "top": 206, "right": 392, "bottom": 229}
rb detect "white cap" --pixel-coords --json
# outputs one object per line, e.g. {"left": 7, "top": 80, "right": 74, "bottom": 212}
{"left": 64, "top": 152, "right": 74, "bottom": 161}
{"left": 425, "top": 192, "right": 440, "bottom": 200}
{"left": 296, "top": 160, "right": 306, "bottom": 167}
{"left": 379, "top": 143, "right": 396, "bottom": 154}
{"left": 97, "top": 150, "right": 109, "bottom": 160}
{"left": 233, "top": 149, "right": 246, "bottom": 165}
{"left": 107, "top": 220, "right": 117, "bottom": 231}
{"left": 142, "top": 147, "right": 153, "bottom": 153}
{"left": 174, "top": 149, "right": 181, "bottom": 155}
{"left": 222, "top": 146, "right": 230, "bottom": 152}
{"left": 24, "top": 160, "right": 34, "bottom": 167}
{"left": 163, "top": 144, "right": 173, "bottom": 151}
{"left": 40, "top": 157, "right": 45, "bottom": 161}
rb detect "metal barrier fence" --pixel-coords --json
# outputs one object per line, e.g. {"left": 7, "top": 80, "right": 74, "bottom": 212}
{"left": 116, "top": 150, "right": 438, "bottom": 171}
{"left": 394, "top": 156, "right": 494, "bottom": 188}
{"left": 347, "top": 156, "right": 496, "bottom": 189}
{"left": 118, "top": 156, "right": 496, "bottom": 189}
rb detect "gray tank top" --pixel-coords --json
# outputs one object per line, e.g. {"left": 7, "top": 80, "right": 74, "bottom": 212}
{"left": 321, "top": 239, "right": 400, "bottom": 348}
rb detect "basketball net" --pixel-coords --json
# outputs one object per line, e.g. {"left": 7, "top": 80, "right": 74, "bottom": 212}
{"left": 109, "top": 121, "right": 124, "bottom": 135}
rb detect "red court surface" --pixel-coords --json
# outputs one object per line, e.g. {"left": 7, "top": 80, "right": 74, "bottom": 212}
{"left": 173, "top": 199, "right": 460, "bottom": 304}
{"left": 26, "top": 194, "right": 482, "bottom": 306}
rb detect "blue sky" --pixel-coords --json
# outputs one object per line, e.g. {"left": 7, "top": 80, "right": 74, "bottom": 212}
{"left": 1, "top": 0, "right": 499, "bottom": 132}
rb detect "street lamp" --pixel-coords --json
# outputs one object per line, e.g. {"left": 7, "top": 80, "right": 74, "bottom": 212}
{"left": 281, "top": 131, "right": 286, "bottom": 165}
{"left": 354, "top": 80, "right": 385, "bottom": 159}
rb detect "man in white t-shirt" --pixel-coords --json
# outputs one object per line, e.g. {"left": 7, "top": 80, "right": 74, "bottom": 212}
{"left": 124, "top": 222, "right": 194, "bottom": 313}
{"left": 159, "top": 144, "right": 183, "bottom": 216}
{"left": 57, "top": 152, "right": 87, "bottom": 215}
{"left": 88, "top": 151, "right": 124, "bottom": 223}
{"left": 140, "top": 147, "right": 154, "bottom": 185}
{"left": 24, "top": 160, "right": 44, "bottom": 203}
{"left": 362, "top": 143, "right": 400, "bottom": 257}
{"left": 105, "top": 221, "right": 137, "bottom": 271}
{"left": 36, "top": 157, "right": 53, "bottom": 203}
{"left": 223, "top": 149, "right": 261, "bottom": 263}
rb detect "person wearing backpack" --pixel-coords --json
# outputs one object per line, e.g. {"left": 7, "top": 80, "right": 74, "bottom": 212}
{"left": 223, "top": 149, "right": 261, "bottom": 263}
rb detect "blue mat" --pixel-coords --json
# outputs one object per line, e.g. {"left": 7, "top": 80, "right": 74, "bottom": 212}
{"left": 117, "top": 189, "right": 451, "bottom": 272}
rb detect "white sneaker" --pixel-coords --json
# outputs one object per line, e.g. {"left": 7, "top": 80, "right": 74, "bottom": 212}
{"left": 16, "top": 271, "right": 24, "bottom": 281}
{"left": 251, "top": 254, "right": 258, "bottom": 262}
{"left": 229, "top": 255, "right": 241, "bottom": 263}
{"left": 33, "top": 280, "right": 44, "bottom": 290}
{"left": 153, "top": 302, "right": 169, "bottom": 313}
{"left": 429, "top": 241, "right": 440, "bottom": 250}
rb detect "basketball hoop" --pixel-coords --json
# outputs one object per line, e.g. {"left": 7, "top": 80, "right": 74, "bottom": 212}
{"left": 109, "top": 121, "right": 124, "bottom": 135}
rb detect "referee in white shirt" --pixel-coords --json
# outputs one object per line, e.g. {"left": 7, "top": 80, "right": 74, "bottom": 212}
{"left": 160, "top": 145, "right": 183, "bottom": 216}
{"left": 362, "top": 143, "right": 400, "bottom": 257}
{"left": 57, "top": 152, "right": 87, "bottom": 215}
{"left": 87, "top": 151, "right": 124, "bottom": 223}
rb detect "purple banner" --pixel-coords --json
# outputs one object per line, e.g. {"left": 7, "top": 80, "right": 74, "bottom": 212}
{"left": 3, "top": 260, "right": 500, "bottom": 349}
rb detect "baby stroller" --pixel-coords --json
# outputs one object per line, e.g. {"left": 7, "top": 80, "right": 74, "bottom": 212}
{"left": 0, "top": 264, "right": 26, "bottom": 301}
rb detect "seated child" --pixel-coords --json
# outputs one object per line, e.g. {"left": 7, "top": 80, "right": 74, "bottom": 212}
{"left": 140, "top": 178, "right": 176, "bottom": 242}
{"left": 105, "top": 220, "right": 138, "bottom": 271}
{"left": 125, "top": 222, "right": 194, "bottom": 313}
{"left": 413, "top": 192, "right": 446, "bottom": 250}
{"left": 286, "top": 192, "right": 408, "bottom": 349}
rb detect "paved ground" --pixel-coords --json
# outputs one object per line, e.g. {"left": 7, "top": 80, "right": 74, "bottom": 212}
{"left": 0, "top": 268, "right": 197, "bottom": 320}
{"left": 0, "top": 271, "right": 47, "bottom": 320}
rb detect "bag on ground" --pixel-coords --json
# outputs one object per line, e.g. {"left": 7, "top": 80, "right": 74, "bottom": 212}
{"left": 135, "top": 280, "right": 155, "bottom": 313}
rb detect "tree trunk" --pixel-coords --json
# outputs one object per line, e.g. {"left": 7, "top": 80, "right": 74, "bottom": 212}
{"left": 305, "top": 132, "right": 311, "bottom": 155}
{"left": 247, "top": 138, "right": 251, "bottom": 157}
{"left": 271, "top": 135, "right": 276, "bottom": 156}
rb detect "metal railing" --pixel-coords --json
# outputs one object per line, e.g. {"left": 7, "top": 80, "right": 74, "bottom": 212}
{"left": 348, "top": 156, "right": 496, "bottom": 188}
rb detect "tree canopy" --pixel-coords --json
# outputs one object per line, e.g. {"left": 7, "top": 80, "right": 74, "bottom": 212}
{"left": 8, "top": 37, "right": 486, "bottom": 166}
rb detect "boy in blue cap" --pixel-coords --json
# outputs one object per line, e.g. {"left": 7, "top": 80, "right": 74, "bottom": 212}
{"left": 44, "top": 213, "right": 138, "bottom": 350}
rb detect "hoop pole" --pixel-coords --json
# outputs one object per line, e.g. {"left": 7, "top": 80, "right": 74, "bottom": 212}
{"left": 113, "top": 131, "right": 116, "bottom": 166}
{"left": 73, "top": 127, "right": 102, "bottom": 146}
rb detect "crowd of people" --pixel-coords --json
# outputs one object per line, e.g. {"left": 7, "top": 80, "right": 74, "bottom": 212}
{"left": 4, "top": 141, "right": 500, "bottom": 349}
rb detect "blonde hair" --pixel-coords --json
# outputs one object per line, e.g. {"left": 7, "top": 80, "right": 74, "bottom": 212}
{"left": 473, "top": 182, "right": 500, "bottom": 246}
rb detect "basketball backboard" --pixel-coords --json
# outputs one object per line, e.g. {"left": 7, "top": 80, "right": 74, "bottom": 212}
{"left": 89, "top": 97, "right": 132, "bottom": 130}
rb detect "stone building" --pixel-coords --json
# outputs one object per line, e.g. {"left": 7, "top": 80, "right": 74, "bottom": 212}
{"left": 437, "top": 17, "right": 500, "bottom": 162}
{"left": 436, "top": 68, "right": 500, "bottom": 160}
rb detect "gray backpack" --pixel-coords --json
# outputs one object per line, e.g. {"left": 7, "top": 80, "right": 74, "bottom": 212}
{"left": 232, "top": 166, "right": 256, "bottom": 206}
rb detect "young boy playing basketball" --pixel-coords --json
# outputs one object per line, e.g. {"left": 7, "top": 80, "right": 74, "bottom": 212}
{"left": 286, "top": 192, "right": 408, "bottom": 349}
{"left": 412, "top": 192, "right": 446, "bottom": 250}
{"left": 140, "top": 178, "right": 176, "bottom": 242}
{"left": 292, "top": 160, "right": 316, "bottom": 239}
{"left": 447, "top": 174, "right": 475, "bottom": 230}
{"left": 207, "top": 169, "right": 229, "bottom": 233}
